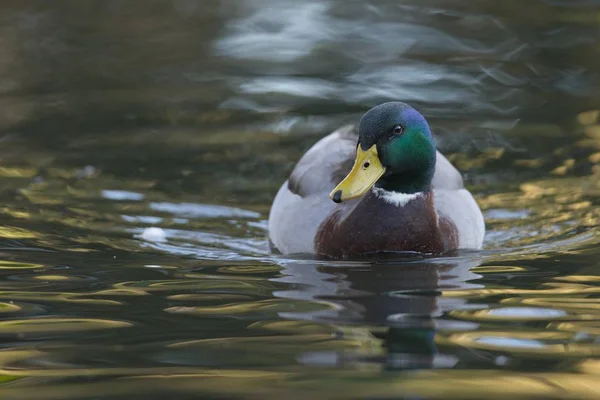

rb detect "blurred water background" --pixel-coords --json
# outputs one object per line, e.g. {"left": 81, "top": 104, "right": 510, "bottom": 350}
{"left": 0, "top": 0, "right": 598, "bottom": 399}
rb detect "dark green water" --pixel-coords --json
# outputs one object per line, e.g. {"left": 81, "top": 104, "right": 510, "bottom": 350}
{"left": 0, "top": 1, "right": 599, "bottom": 399}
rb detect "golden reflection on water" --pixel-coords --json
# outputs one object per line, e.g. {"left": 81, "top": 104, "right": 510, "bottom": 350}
{"left": 3, "top": 365, "right": 600, "bottom": 400}
{"left": 167, "top": 293, "right": 254, "bottom": 301}
{"left": 165, "top": 298, "right": 335, "bottom": 317}
{"left": 445, "top": 109, "right": 600, "bottom": 255}
{"left": 0, "top": 318, "right": 132, "bottom": 334}
{"left": 0, "top": 261, "right": 43, "bottom": 270}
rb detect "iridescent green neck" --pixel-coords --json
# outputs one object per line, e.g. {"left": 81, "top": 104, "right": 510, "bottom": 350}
{"left": 375, "top": 163, "right": 435, "bottom": 194}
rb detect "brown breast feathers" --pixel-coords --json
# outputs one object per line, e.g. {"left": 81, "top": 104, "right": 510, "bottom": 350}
{"left": 315, "top": 191, "right": 458, "bottom": 259}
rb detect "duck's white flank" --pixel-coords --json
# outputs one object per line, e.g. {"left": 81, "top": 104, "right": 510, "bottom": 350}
{"left": 372, "top": 187, "right": 423, "bottom": 207}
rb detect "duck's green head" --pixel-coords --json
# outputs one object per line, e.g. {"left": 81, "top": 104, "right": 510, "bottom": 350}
{"left": 330, "top": 102, "right": 436, "bottom": 203}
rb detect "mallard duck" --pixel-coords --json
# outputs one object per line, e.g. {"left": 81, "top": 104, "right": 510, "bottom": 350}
{"left": 268, "top": 102, "right": 485, "bottom": 259}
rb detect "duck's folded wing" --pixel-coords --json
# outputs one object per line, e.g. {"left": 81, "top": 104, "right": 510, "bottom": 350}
{"left": 432, "top": 153, "right": 485, "bottom": 249}
{"left": 432, "top": 152, "right": 464, "bottom": 190}
{"left": 288, "top": 125, "right": 358, "bottom": 198}
{"left": 268, "top": 125, "right": 358, "bottom": 255}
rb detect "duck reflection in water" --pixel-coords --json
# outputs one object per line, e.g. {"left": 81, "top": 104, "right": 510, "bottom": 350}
{"left": 273, "top": 255, "right": 482, "bottom": 370}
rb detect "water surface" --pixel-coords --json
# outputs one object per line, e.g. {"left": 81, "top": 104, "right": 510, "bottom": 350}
{"left": 0, "top": 1, "right": 599, "bottom": 399}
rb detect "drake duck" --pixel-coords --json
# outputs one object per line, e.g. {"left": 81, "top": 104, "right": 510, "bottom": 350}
{"left": 268, "top": 102, "right": 485, "bottom": 259}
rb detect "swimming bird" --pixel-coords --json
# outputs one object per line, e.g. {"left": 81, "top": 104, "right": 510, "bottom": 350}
{"left": 268, "top": 102, "right": 484, "bottom": 259}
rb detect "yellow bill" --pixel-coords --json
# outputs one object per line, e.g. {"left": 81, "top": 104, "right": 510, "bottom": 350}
{"left": 329, "top": 144, "right": 386, "bottom": 203}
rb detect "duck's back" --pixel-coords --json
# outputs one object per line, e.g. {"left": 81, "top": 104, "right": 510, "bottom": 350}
{"left": 268, "top": 126, "right": 484, "bottom": 256}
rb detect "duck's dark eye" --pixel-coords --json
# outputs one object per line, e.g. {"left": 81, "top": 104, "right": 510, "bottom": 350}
{"left": 392, "top": 125, "right": 404, "bottom": 135}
